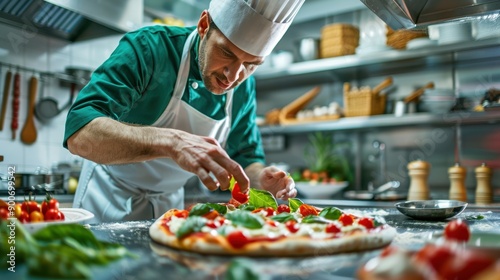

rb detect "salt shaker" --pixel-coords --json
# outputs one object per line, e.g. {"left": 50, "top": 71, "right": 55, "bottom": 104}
{"left": 449, "top": 163, "right": 467, "bottom": 202}
{"left": 475, "top": 163, "right": 492, "bottom": 204}
{"left": 407, "top": 160, "right": 430, "bottom": 200}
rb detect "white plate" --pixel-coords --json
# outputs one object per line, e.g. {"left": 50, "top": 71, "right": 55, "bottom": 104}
{"left": 295, "top": 181, "right": 349, "bottom": 199}
{"left": 24, "top": 208, "right": 94, "bottom": 233}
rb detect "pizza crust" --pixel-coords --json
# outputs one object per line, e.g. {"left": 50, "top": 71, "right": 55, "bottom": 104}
{"left": 149, "top": 216, "right": 397, "bottom": 257}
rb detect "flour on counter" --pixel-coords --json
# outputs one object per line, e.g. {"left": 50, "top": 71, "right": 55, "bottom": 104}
{"left": 393, "top": 231, "right": 430, "bottom": 250}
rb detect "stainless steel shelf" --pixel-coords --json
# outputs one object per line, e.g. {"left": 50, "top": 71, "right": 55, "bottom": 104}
{"left": 259, "top": 111, "right": 500, "bottom": 135}
{"left": 254, "top": 37, "right": 500, "bottom": 81}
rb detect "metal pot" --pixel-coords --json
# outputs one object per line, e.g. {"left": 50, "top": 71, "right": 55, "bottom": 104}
{"left": 1, "top": 173, "right": 65, "bottom": 192}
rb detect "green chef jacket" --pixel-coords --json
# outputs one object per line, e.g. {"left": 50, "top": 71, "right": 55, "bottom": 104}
{"left": 63, "top": 25, "right": 265, "bottom": 168}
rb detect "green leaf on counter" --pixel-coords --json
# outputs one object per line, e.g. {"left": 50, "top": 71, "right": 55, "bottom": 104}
{"left": 465, "top": 214, "right": 485, "bottom": 221}
{"left": 248, "top": 189, "right": 278, "bottom": 210}
{"left": 189, "top": 203, "right": 227, "bottom": 216}
{"left": 270, "top": 213, "right": 296, "bottom": 223}
{"left": 226, "top": 258, "right": 259, "bottom": 280}
{"left": 319, "top": 207, "right": 342, "bottom": 220}
{"left": 288, "top": 198, "right": 304, "bottom": 212}
{"left": 1, "top": 219, "right": 34, "bottom": 268}
{"left": 1, "top": 221, "right": 134, "bottom": 279}
{"left": 225, "top": 210, "right": 264, "bottom": 229}
{"left": 302, "top": 215, "right": 331, "bottom": 224}
{"left": 176, "top": 216, "right": 207, "bottom": 239}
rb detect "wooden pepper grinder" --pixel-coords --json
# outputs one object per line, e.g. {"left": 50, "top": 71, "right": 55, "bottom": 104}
{"left": 475, "top": 163, "right": 492, "bottom": 204}
{"left": 449, "top": 163, "right": 467, "bottom": 202}
{"left": 407, "top": 160, "right": 430, "bottom": 200}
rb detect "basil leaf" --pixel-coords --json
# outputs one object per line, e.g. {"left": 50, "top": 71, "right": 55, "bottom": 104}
{"left": 225, "top": 210, "right": 264, "bottom": 229}
{"left": 238, "top": 204, "right": 255, "bottom": 211}
{"left": 189, "top": 203, "right": 227, "bottom": 216}
{"left": 270, "top": 213, "right": 297, "bottom": 223}
{"left": 288, "top": 198, "right": 304, "bottom": 213}
{"left": 302, "top": 215, "right": 331, "bottom": 224}
{"left": 176, "top": 216, "right": 207, "bottom": 238}
{"left": 226, "top": 259, "right": 259, "bottom": 280}
{"left": 248, "top": 189, "right": 278, "bottom": 210}
{"left": 319, "top": 207, "right": 342, "bottom": 221}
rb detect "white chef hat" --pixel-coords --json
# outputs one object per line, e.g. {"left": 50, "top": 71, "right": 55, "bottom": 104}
{"left": 208, "top": 0, "right": 305, "bottom": 57}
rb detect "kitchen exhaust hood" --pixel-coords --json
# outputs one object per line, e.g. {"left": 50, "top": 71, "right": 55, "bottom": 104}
{"left": 0, "top": 0, "right": 143, "bottom": 41}
{"left": 360, "top": 0, "right": 500, "bottom": 30}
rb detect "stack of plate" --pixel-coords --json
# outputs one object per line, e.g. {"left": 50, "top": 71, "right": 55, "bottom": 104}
{"left": 434, "top": 21, "right": 473, "bottom": 45}
{"left": 420, "top": 89, "right": 456, "bottom": 114}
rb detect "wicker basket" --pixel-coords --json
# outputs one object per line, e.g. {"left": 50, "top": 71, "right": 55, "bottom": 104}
{"left": 320, "top": 23, "right": 360, "bottom": 58}
{"left": 344, "top": 90, "right": 387, "bottom": 117}
{"left": 343, "top": 77, "right": 393, "bottom": 117}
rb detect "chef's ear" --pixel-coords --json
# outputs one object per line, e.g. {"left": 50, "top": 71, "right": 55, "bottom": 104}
{"left": 197, "top": 10, "right": 210, "bottom": 39}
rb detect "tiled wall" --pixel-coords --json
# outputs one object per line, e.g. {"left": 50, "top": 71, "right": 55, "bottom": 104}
{"left": 0, "top": 23, "right": 122, "bottom": 174}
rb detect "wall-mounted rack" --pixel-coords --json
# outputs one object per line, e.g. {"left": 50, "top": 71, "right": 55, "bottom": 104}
{"left": 0, "top": 62, "right": 91, "bottom": 86}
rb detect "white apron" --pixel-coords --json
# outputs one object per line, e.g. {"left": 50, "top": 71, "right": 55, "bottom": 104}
{"left": 73, "top": 30, "right": 234, "bottom": 223}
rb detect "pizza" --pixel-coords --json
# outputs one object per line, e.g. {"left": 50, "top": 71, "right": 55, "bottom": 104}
{"left": 149, "top": 180, "right": 397, "bottom": 257}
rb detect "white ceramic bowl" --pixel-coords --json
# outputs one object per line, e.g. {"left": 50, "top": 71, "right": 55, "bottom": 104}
{"left": 23, "top": 208, "right": 94, "bottom": 233}
{"left": 420, "top": 98, "right": 456, "bottom": 114}
{"left": 295, "top": 181, "right": 349, "bottom": 199}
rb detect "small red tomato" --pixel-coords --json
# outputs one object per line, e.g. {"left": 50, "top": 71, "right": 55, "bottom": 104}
{"left": 21, "top": 200, "right": 40, "bottom": 214}
{"left": 325, "top": 223, "right": 341, "bottom": 233}
{"left": 265, "top": 207, "right": 275, "bottom": 217}
{"left": 339, "top": 213, "right": 354, "bottom": 226}
{"left": 41, "top": 196, "right": 60, "bottom": 215}
{"left": 45, "top": 208, "right": 64, "bottom": 221}
{"left": 298, "top": 204, "right": 319, "bottom": 217}
{"left": 285, "top": 220, "right": 299, "bottom": 233}
{"left": 0, "top": 208, "right": 9, "bottom": 220}
{"left": 266, "top": 220, "right": 277, "bottom": 227}
{"left": 232, "top": 182, "right": 249, "bottom": 204}
{"left": 203, "top": 210, "right": 220, "bottom": 220}
{"left": 444, "top": 219, "right": 470, "bottom": 242}
{"left": 227, "top": 231, "right": 250, "bottom": 249}
{"left": 277, "top": 204, "right": 290, "bottom": 213}
{"left": 358, "top": 217, "right": 374, "bottom": 229}
{"left": 18, "top": 211, "right": 30, "bottom": 223}
{"left": 174, "top": 210, "right": 189, "bottom": 219}
{"left": 205, "top": 220, "right": 219, "bottom": 229}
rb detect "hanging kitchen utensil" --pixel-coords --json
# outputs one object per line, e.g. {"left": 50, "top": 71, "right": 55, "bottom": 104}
{"left": 0, "top": 67, "right": 12, "bottom": 131}
{"left": 35, "top": 81, "right": 76, "bottom": 122}
{"left": 21, "top": 75, "right": 38, "bottom": 144}
{"left": 11, "top": 71, "right": 20, "bottom": 140}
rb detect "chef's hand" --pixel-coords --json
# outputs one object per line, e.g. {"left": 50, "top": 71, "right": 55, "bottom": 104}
{"left": 258, "top": 166, "right": 296, "bottom": 200}
{"left": 170, "top": 131, "right": 249, "bottom": 192}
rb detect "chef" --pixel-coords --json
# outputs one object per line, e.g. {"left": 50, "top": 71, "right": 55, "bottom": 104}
{"left": 64, "top": 0, "right": 305, "bottom": 223}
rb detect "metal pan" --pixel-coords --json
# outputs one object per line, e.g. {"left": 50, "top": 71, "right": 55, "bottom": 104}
{"left": 395, "top": 200, "right": 468, "bottom": 221}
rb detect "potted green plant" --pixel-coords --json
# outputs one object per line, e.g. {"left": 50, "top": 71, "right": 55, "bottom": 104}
{"left": 294, "top": 132, "right": 352, "bottom": 183}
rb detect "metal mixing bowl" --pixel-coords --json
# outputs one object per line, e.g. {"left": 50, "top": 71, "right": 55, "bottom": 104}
{"left": 395, "top": 200, "right": 468, "bottom": 221}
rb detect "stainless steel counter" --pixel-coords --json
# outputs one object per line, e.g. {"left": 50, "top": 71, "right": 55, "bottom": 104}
{"left": 3, "top": 205, "right": 499, "bottom": 279}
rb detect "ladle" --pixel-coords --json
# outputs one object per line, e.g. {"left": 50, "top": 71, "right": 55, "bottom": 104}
{"left": 20, "top": 75, "right": 38, "bottom": 144}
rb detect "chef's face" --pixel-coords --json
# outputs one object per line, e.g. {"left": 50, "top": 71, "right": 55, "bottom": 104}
{"left": 197, "top": 11, "right": 265, "bottom": 95}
